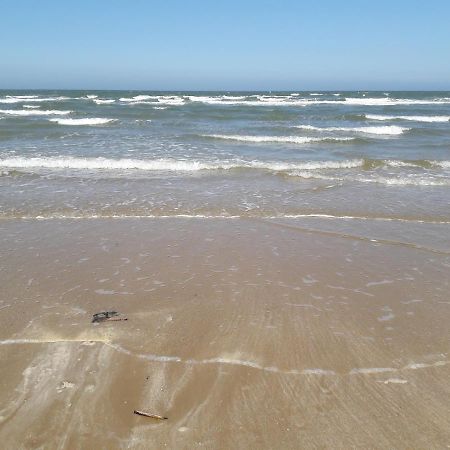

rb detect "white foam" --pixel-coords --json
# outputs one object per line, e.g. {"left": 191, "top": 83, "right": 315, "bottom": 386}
{"left": 433, "top": 161, "right": 450, "bottom": 168}
{"left": 49, "top": 118, "right": 115, "bottom": 125}
{"left": 357, "top": 176, "right": 450, "bottom": 186}
{"left": 301, "top": 369, "right": 336, "bottom": 375}
{"left": 23, "top": 105, "right": 40, "bottom": 109}
{"left": 93, "top": 99, "right": 115, "bottom": 105}
{"left": 379, "top": 378, "right": 408, "bottom": 384}
{"left": 0, "top": 109, "right": 71, "bottom": 116}
{"left": 350, "top": 367, "right": 396, "bottom": 374}
{"left": 119, "top": 95, "right": 153, "bottom": 102}
{"left": 185, "top": 95, "right": 450, "bottom": 107}
{"left": 204, "top": 134, "right": 354, "bottom": 144}
{"left": 288, "top": 166, "right": 450, "bottom": 186}
{"left": 0, "top": 156, "right": 364, "bottom": 172}
{"left": 120, "top": 95, "right": 185, "bottom": 106}
{"left": 86, "top": 95, "right": 98, "bottom": 99}
{"left": 366, "top": 114, "right": 450, "bottom": 123}
{"left": 342, "top": 98, "right": 450, "bottom": 106}
{"left": 295, "top": 125, "right": 408, "bottom": 135}
{"left": 0, "top": 96, "right": 69, "bottom": 104}
{"left": 7, "top": 95, "right": 38, "bottom": 99}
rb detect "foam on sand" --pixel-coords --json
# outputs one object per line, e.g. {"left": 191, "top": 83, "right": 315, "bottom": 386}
{"left": 49, "top": 118, "right": 115, "bottom": 125}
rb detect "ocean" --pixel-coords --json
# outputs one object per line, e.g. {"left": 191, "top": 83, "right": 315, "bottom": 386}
{"left": 1, "top": 90, "right": 450, "bottom": 448}
{"left": 1, "top": 90, "right": 449, "bottom": 222}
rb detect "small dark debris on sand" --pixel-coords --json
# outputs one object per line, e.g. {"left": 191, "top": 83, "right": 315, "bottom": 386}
{"left": 92, "top": 311, "right": 128, "bottom": 323}
{"left": 134, "top": 410, "right": 168, "bottom": 420}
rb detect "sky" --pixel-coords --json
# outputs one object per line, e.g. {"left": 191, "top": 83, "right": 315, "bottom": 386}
{"left": 1, "top": 0, "right": 449, "bottom": 90}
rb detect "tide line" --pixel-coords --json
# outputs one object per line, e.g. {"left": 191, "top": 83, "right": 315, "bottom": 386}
{"left": 0, "top": 339, "right": 448, "bottom": 378}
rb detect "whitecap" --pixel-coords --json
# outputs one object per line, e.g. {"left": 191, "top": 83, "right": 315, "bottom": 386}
{"left": 0, "top": 96, "right": 69, "bottom": 104}
{"left": 366, "top": 114, "right": 450, "bottom": 123}
{"left": 204, "top": 134, "right": 354, "bottom": 144}
{"left": 49, "top": 118, "right": 115, "bottom": 125}
{"left": 0, "top": 156, "right": 364, "bottom": 172}
{"left": 295, "top": 125, "right": 408, "bottom": 135}
{"left": 0, "top": 109, "right": 71, "bottom": 116}
{"left": 93, "top": 99, "right": 115, "bottom": 105}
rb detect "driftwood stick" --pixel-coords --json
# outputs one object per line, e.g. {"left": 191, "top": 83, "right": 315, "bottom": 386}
{"left": 134, "top": 410, "right": 168, "bottom": 420}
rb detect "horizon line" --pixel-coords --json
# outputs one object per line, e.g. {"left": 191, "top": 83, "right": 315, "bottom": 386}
{"left": 1, "top": 88, "right": 450, "bottom": 92}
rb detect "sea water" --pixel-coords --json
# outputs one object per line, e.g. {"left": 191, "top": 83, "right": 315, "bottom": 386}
{"left": 0, "top": 90, "right": 449, "bottom": 222}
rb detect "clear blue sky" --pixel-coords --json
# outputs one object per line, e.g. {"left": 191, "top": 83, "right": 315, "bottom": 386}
{"left": 1, "top": 0, "right": 449, "bottom": 90}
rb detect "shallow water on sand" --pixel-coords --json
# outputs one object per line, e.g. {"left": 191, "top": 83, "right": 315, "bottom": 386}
{"left": 0, "top": 219, "right": 449, "bottom": 448}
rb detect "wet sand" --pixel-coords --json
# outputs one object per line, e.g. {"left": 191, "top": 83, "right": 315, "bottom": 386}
{"left": 0, "top": 218, "right": 449, "bottom": 449}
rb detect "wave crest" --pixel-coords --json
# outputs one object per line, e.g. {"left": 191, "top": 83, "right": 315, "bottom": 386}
{"left": 295, "top": 125, "right": 408, "bottom": 135}
{"left": 366, "top": 114, "right": 450, "bottom": 123}
{"left": 49, "top": 118, "right": 115, "bottom": 125}
{"left": 0, "top": 109, "right": 71, "bottom": 116}
{"left": 0, "top": 157, "right": 364, "bottom": 172}
{"left": 203, "top": 134, "right": 355, "bottom": 144}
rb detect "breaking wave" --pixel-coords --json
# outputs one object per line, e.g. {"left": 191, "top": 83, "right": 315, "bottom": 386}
{"left": 0, "top": 156, "right": 364, "bottom": 172}
{"left": 0, "top": 109, "right": 71, "bottom": 116}
{"left": 366, "top": 114, "right": 450, "bottom": 123}
{"left": 119, "top": 95, "right": 185, "bottom": 106}
{"left": 203, "top": 134, "right": 355, "bottom": 144}
{"left": 49, "top": 118, "right": 115, "bottom": 125}
{"left": 93, "top": 99, "right": 115, "bottom": 105}
{"left": 295, "top": 125, "right": 408, "bottom": 135}
{"left": 0, "top": 96, "right": 69, "bottom": 104}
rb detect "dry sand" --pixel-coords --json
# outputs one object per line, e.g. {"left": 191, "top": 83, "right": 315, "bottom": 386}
{"left": 0, "top": 218, "right": 449, "bottom": 449}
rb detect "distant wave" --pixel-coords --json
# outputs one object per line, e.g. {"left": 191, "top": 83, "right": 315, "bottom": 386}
{"left": 7, "top": 95, "right": 38, "bottom": 99}
{"left": 203, "top": 134, "right": 355, "bottom": 144}
{"left": 186, "top": 95, "right": 450, "bottom": 107}
{"left": 49, "top": 118, "right": 115, "bottom": 125}
{"left": 340, "top": 98, "right": 450, "bottom": 106}
{"left": 366, "top": 114, "right": 450, "bottom": 123}
{"left": 119, "top": 95, "right": 185, "bottom": 106}
{"left": 0, "top": 96, "right": 69, "bottom": 104}
{"left": 2, "top": 94, "right": 449, "bottom": 108}
{"left": 2, "top": 94, "right": 450, "bottom": 108}
{"left": 295, "top": 125, "right": 408, "bottom": 135}
{"left": 0, "top": 109, "right": 71, "bottom": 116}
{"left": 93, "top": 99, "right": 115, "bottom": 105}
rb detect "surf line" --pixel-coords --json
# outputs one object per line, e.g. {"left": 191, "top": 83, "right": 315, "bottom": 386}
{"left": 1, "top": 339, "right": 448, "bottom": 377}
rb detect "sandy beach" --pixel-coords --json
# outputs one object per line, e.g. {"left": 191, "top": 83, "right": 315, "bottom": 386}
{"left": 1, "top": 217, "right": 449, "bottom": 449}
